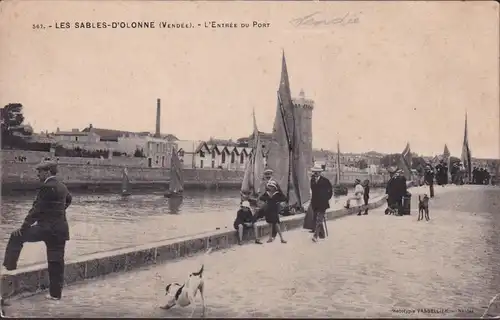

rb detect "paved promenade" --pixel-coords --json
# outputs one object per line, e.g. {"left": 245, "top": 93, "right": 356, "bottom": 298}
{"left": 5, "top": 185, "right": 500, "bottom": 318}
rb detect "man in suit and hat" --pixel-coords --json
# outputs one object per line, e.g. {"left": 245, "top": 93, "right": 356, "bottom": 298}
{"left": 385, "top": 167, "right": 398, "bottom": 214}
{"left": 309, "top": 164, "right": 333, "bottom": 242}
{"left": 2, "top": 160, "right": 72, "bottom": 300}
{"left": 424, "top": 163, "right": 435, "bottom": 197}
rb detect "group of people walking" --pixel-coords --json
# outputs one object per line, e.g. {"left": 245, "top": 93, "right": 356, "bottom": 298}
{"left": 421, "top": 160, "right": 492, "bottom": 191}
{"left": 472, "top": 167, "right": 491, "bottom": 185}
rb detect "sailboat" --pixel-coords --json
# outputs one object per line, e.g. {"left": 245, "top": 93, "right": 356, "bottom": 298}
{"left": 265, "top": 52, "right": 311, "bottom": 214}
{"left": 165, "top": 147, "right": 184, "bottom": 198}
{"left": 121, "top": 167, "right": 131, "bottom": 197}
{"left": 241, "top": 109, "right": 265, "bottom": 206}
{"left": 333, "top": 141, "right": 348, "bottom": 196}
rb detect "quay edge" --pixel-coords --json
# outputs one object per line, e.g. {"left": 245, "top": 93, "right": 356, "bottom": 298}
{"left": 0, "top": 195, "right": 388, "bottom": 300}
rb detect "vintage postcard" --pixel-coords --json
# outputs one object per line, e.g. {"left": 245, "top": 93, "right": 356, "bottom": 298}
{"left": 0, "top": 0, "right": 499, "bottom": 318}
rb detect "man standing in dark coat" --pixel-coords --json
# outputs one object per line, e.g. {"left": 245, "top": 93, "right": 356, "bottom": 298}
{"left": 309, "top": 165, "right": 333, "bottom": 242}
{"left": 385, "top": 168, "right": 397, "bottom": 214}
{"left": 424, "top": 164, "right": 435, "bottom": 198}
{"left": 2, "top": 161, "right": 72, "bottom": 300}
{"left": 395, "top": 169, "right": 408, "bottom": 215}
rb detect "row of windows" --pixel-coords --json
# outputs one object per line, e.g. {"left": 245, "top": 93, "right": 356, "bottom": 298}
{"left": 148, "top": 142, "right": 171, "bottom": 153}
{"left": 199, "top": 150, "right": 250, "bottom": 163}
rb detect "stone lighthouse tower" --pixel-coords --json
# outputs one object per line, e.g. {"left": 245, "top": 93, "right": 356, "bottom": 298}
{"left": 292, "top": 89, "right": 314, "bottom": 168}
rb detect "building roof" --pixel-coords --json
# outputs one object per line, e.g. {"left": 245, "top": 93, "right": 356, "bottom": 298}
{"left": 54, "top": 131, "right": 90, "bottom": 136}
{"left": 241, "top": 131, "right": 273, "bottom": 141}
{"left": 206, "top": 138, "right": 238, "bottom": 146}
{"left": 82, "top": 127, "right": 179, "bottom": 141}
{"left": 176, "top": 140, "right": 204, "bottom": 153}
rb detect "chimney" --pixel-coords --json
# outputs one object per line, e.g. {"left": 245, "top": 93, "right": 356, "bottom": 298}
{"left": 155, "top": 98, "right": 161, "bottom": 138}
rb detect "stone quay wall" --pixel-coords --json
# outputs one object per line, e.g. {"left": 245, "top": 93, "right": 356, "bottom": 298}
{"left": 1, "top": 150, "right": 389, "bottom": 192}
{"left": 0, "top": 195, "right": 388, "bottom": 300}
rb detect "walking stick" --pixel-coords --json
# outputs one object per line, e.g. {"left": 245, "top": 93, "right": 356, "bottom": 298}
{"left": 323, "top": 214, "right": 329, "bottom": 237}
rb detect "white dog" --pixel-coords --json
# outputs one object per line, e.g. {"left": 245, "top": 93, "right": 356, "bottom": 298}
{"left": 161, "top": 248, "right": 213, "bottom": 318}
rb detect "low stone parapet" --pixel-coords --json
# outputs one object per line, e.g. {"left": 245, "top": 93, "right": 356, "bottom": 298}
{"left": 1, "top": 195, "right": 388, "bottom": 300}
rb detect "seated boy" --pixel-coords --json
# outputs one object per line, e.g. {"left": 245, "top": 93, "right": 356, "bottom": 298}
{"left": 233, "top": 200, "right": 263, "bottom": 245}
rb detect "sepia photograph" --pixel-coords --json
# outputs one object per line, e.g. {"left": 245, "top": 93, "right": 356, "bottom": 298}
{"left": 0, "top": 0, "right": 499, "bottom": 318}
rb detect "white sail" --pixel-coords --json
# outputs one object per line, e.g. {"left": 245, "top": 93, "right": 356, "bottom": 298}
{"left": 241, "top": 109, "right": 266, "bottom": 197}
{"left": 121, "top": 167, "right": 130, "bottom": 195}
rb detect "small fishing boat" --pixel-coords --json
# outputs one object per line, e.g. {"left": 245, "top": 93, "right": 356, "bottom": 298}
{"left": 165, "top": 147, "right": 184, "bottom": 198}
{"left": 121, "top": 167, "right": 131, "bottom": 197}
{"left": 333, "top": 141, "right": 348, "bottom": 196}
{"left": 241, "top": 108, "right": 265, "bottom": 207}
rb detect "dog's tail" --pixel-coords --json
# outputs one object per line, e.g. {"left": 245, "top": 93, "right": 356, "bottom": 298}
{"left": 191, "top": 248, "right": 213, "bottom": 278}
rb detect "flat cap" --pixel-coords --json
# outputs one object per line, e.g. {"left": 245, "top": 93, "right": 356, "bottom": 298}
{"left": 264, "top": 169, "right": 274, "bottom": 174}
{"left": 35, "top": 160, "right": 58, "bottom": 171}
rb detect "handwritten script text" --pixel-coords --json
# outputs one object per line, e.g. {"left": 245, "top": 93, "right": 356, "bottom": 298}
{"left": 289, "top": 12, "right": 361, "bottom": 28}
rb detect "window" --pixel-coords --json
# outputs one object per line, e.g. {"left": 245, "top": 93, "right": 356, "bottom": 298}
{"left": 75, "top": 136, "right": 79, "bottom": 142}
{"left": 212, "top": 150, "right": 216, "bottom": 159}
{"left": 200, "top": 160, "right": 204, "bottom": 168}
{"left": 199, "top": 151, "right": 205, "bottom": 158}
{"left": 231, "top": 153, "right": 235, "bottom": 164}
{"left": 240, "top": 153, "right": 244, "bottom": 164}
{"left": 221, "top": 153, "right": 226, "bottom": 164}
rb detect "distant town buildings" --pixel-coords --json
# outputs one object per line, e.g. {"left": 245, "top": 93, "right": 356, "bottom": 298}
{"left": 50, "top": 98, "right": 179, "bottom": 168}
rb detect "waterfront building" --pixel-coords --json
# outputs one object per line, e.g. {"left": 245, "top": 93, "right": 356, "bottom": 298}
{"left": 53, "top": 128, "right": 100, "bottom": 144}
{"left": 193, "top": 140, "right": 252, "bottom": 170}
{"left": 176, "top": 140, "right": 204, "bottom": 169}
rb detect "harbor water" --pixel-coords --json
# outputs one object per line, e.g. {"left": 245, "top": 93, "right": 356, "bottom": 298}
{"left": 0, "top": 188, "right": 383, "bottom": 267}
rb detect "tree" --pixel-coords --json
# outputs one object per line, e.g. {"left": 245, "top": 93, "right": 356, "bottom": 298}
{"left": 380, "top": 153, "right": 401, "bottom": 168}
{"left": 449, "top": 156, "right": 461, "bottom": 167}
{"left": 356, "top": 159, "right": 368, "bottom": 170}
{"left": 134, "top": 148, "right": 145, "bottom": 158}
{"left": 1, "top": 103, "right": 32, "bottom": 136}
{"left": 412, "top": 156, "right": 427, "bottom": 170}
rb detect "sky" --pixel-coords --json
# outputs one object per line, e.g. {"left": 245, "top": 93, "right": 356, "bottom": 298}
{"left": 0, "top": 1, "right": 498, "bottom": 158}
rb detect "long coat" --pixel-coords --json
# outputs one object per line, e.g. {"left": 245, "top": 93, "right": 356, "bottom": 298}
{"left": 258, "top": 191, "right": 286, "bottom": 224}
{"left": 303, "top": 176, "right": 332, "bottom": 236}
{"left": 310, "top": 175, "right": 333, "bottom": 212}
{"left": 21, "top": 177, "right": 72, "bottom": 241}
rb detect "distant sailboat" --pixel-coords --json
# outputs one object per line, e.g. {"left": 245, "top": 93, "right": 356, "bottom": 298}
{"left": 165, "top": 147, "right": 184, "bottom": 198}
{"left": 241, "top": 109, "right": 266, "bottom": 206}
{"left": 121, "top": 167, "right": 131, "bottom": 197}
{"left": 333, "top": 141, "right": 348, "bottom": 196}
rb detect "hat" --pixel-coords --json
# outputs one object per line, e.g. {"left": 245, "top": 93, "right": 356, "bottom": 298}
{"left": 311, "top": 164, "right": 324, "bottom": 172}
{"left": 355, "top": 178, "right": 361, "bottom": 183}
{"left": 266, "top": 181, "right": 278, "bottom": 189}
{"left": 35, "top": 160, "right": 58, "bottom": 172}
{"left": 241, "top": 200, "right": 251, "bottom": 208}
{"left": 264, "top": 169, "right": 274, "bottom": 174}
